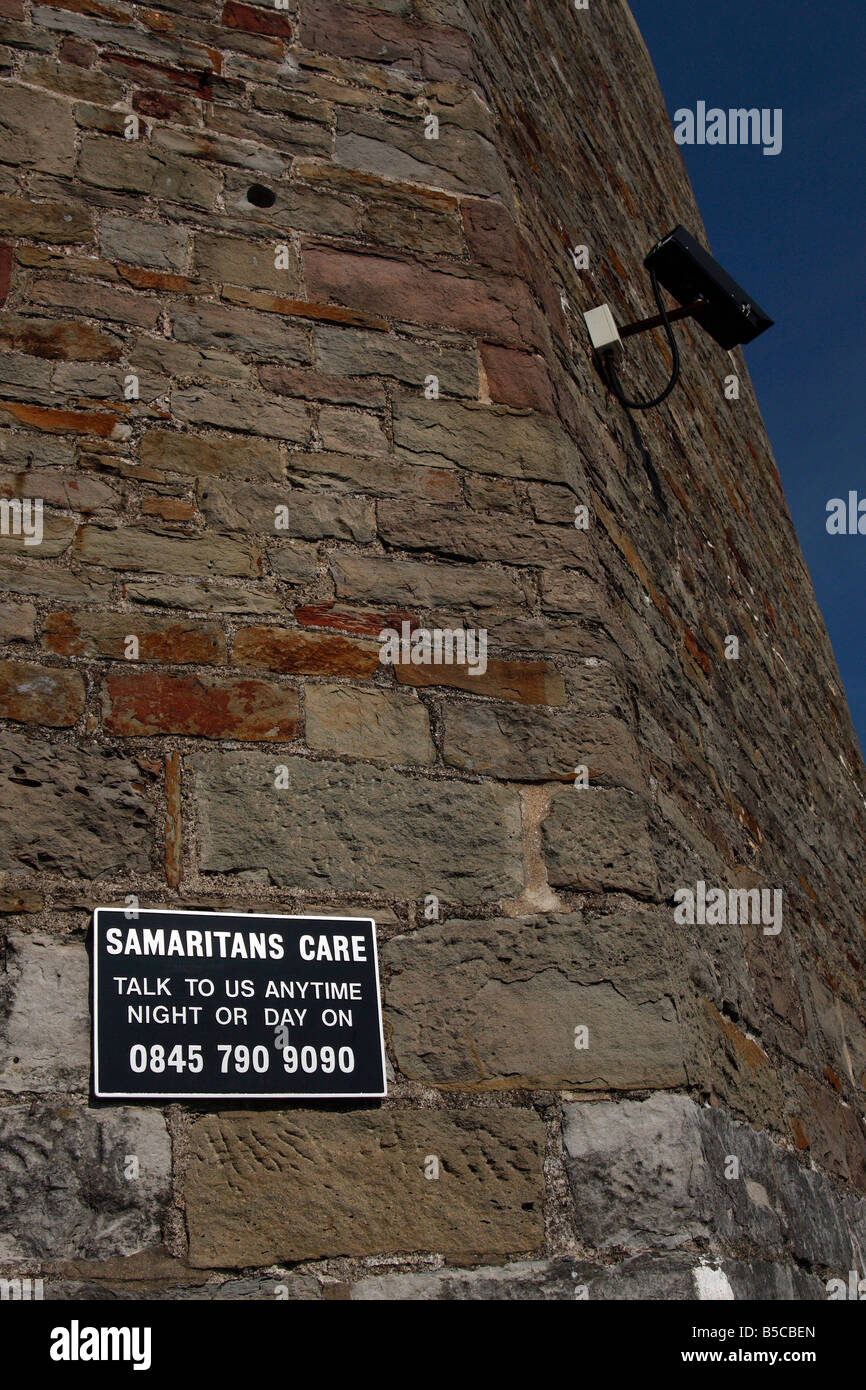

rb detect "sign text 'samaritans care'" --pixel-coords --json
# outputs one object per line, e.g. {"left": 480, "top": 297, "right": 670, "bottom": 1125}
{"left": 91, "top": 908, "right": 387, "bottom": 1099}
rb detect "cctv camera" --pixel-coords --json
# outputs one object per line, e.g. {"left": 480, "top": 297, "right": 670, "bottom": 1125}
{"left": 644, "top": 224, "right": 773, "bottom": 350}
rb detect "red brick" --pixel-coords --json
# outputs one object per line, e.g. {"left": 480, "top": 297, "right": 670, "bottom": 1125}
{"left": 43, "top": 612, "right": 226, "bottom": 665}
{"left": 117, "top": 266, "right": 207, "bottom": 295}
{"left": 104, "top": 670, "right": 299, "bottom": 739}
{"left": 141, "top": 497, "right": 196, "bottom": 523}
{"left": 0, "top": 315, "right": 121, "bottom": 361}
{"left": 481, "top": 343, "right": 555, "bottom": 414}
{"left": 105, "top": 54, "right": 217, "bottom": 99}
{"left": 220, "top": 283, "right": 388, "bottom": 332}
{"left": 294, "top": 602, "right": 415, "bottom": 639}
{"left": 299, "top": 0, "right": 474, "bottom": 82}
{"left": 0, "top": 244, "right": 12, "bottom": 309}
{"left": 462, "top": 199, "right": 527, "bottom": 276}
{"left": 233, "top": 627, "right": 379, "bottom": 678}
{"left": 40, "top": 0, "right": 126, "bottom": 17}
{"left": 0, "top": 402, "right": 128, "bottom": 437}
{"left": 0, "top": 659, "right": 85, "bottom": 727}
{"left": 463, "top": 203, "right": 568, "bottom": 340}
{"left": 222, "top": 1, "right": 293, "bottom": 39}
{"left": 133, "top": 89, "right": 197, "bottom": 122}
{"left": 395, "top": 655, "right": 566, "bottom": 705}
{"left": 59, "top": 35, "right": 97, "bottom": 66}
{"left": 302, "top": 248, "right": 544, "bottom": 349}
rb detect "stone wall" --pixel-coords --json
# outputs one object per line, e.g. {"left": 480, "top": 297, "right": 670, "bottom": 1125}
{"left": 0, "top": 0, "right": 864, "bottom": 1300}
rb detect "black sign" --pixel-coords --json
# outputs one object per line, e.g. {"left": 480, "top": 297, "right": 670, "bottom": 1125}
{"left": 91, "top": 908, "right": 387, "bottom": 1099}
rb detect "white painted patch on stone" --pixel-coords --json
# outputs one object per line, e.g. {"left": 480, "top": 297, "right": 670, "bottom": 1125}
{"left": 693, "top": 1264, "right": 735, "bottom": 1300}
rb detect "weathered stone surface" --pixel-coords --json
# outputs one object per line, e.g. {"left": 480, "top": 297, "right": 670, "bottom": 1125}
{"left": 198, "top": 478, "right": 375, "bottom": 542}
{"left": 0, "top": 657, "right": 85, "bottom": 726}
{"left": 542, "top": 786, "right": 659, "bottom": 897}
{"left": 27, "top": 276, "right": 163, "bottom": 329}
{"left": 392, "top": 397, "right": 569, "bottom": 481}
{"left": 0, "top": 349, "right": 53, "bottom": 400}
{"left": 562, "top": 1095, "right": 866, "bottom": 1272}
{"left": 0, "top": 398, "right": 130, "bottom": 438}
{"left": 349, "top": 1253, "right": 826, "bottom": 1301}
{"left": 0, "top": 513, "right": 75, "bottom": 560}
{"left": 0, "top": 466, "right": 118, "bottom": 512}
{"left": 125, "top": 581, "right": 285, "bottom": 616}
{"left": 314, "top": 324, "right": 478, "bottom": 397}
{"left": 0, "top": 84, "right": 76, "bottom": 175}
{"left": 0, "top": 312, "right": 120, "bottom": 361}
{"left": 43, "top": 611, "right": 227, "bottom": 664}
{"left": 131, "top": 336, "right": 250, "bottom": 384}
{"left": 317, "top": 404, "right": 388, "bottom": 456}
{"left": 171, "top": 300, "right": 311, "bottom": 361}
{"left": 75, "top": 524, "right": 260, "bottom": 578}
{"left": 305, "top": 683, "right": 435, "bottom": 765}
{"left": 540, "top": 567, "right": 609, "bottom": 622}
{"left": 78, "top": 136, "right": 222, "bottom": 209}
{"left": 259, "top": 363, "right": 385, "bottom": 408}
{"left": 185, "top": 1107, "right": 545, "bottom": 1266}
{"left": 233, "top": 626, "right": 378, "bottom": 678}
{"left": 0, "top": 0, "right": 860, "bottom": 1295}
{"left": 172, "top": 386, "right": 309, "bottom": 442}
{"left": 330, "top": 552, "right": 523, "bottom": 611}
{"left": 0, "top": 729, "right": 154, "bottom": 877}
{"left": 0, "top": 933, "right": 89, "bottom": 1092}
{"left": 220, "top": 282, "right": 388, "bottom": 331}
{"left": 288, "top": 447, "right": 461, "bottom": 502}
{"left": 139, "top": 428, "right": 283, "bottom": 481}
{"left": 442, "top": 705, "right": 643, "bottom": 787}
{"left": 193, "top": 750, "right": 523, "bottom": 898}
{"left": 299, "top": 0, "right": 475, "bottom": 82}
{"left": 150, "top": 125, "right": 289, "bottom": 175}
{"left": 0, "top": 1105, "right": 170, "bottom": 1261}
{"left": 98, "top": 214, "right": 188, "bottom": 272}
{"left": 481, "top": 342, "right": 555, "bottom": 413}
{"left": 105, "top": 670, "right": 299, "bottom": 740}
{"left": 377, "top": 496, "right": 593, "bottom": 565}
{"left": 351, "top": 1259, "right": 588, "bottom": 1301}
{"left": 267, "top": 538, "right": 320, "bottom": 582}
{"left": 335, "top": 108, "right": 508, "bottom": 198}
{"left": 395, "top": 653, "right": 566, "bottom": 706}
{"left": 464, "top": 475, "right": 520, "bottom": 512}
{"left": 564, "top": 1095, "right": 711, "bottom": 1253}
{"left": 0, "top": 194, "right": 91, "bottom": 243}
{"left": 0, "top": 599, "right": 35, "bottom": 641}
{"left": 303, "top": 247, "right": 544, "bottom": 349}
{"left": 0, "top": 558, "right": 112, "bottom": 602}
{"left": 385, "top": 911, "right": 685, "bottom": 1089}
{"left": 194, "top": 232, "right": 300, "bottom": 293}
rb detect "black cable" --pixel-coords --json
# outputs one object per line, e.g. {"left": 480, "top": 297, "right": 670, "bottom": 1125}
{"left": 603, "top": 265, "right": 681, "bottom": 411}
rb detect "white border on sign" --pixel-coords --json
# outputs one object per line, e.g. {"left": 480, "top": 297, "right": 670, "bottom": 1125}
{"left": 92, "top": 906, "right": 388, "bottom": 1100}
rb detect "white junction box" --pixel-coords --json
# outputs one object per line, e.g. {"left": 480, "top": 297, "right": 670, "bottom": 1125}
{"left": 583, "top": 303, "right": 622, "bottom": 354}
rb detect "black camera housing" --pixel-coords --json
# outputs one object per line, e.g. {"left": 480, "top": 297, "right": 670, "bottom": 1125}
{"left": 645, "top": 224, "right": 774, "bottom": 350}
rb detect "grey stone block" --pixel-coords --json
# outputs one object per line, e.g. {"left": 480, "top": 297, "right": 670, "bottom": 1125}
{"left": 0, "top": 933, "right": 89, "bottom": 1093}
{"left": 0, "top": 1105, "right": 170, "bottom": 1261}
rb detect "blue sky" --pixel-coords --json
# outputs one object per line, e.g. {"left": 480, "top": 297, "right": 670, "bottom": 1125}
{"left": 629, "top": 0, "right": 866, "bottom": 752}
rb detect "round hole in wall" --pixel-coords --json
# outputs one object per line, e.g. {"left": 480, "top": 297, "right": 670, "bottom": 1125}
{"left": 247, "top": 183, "right": 276, "bottom": 208}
